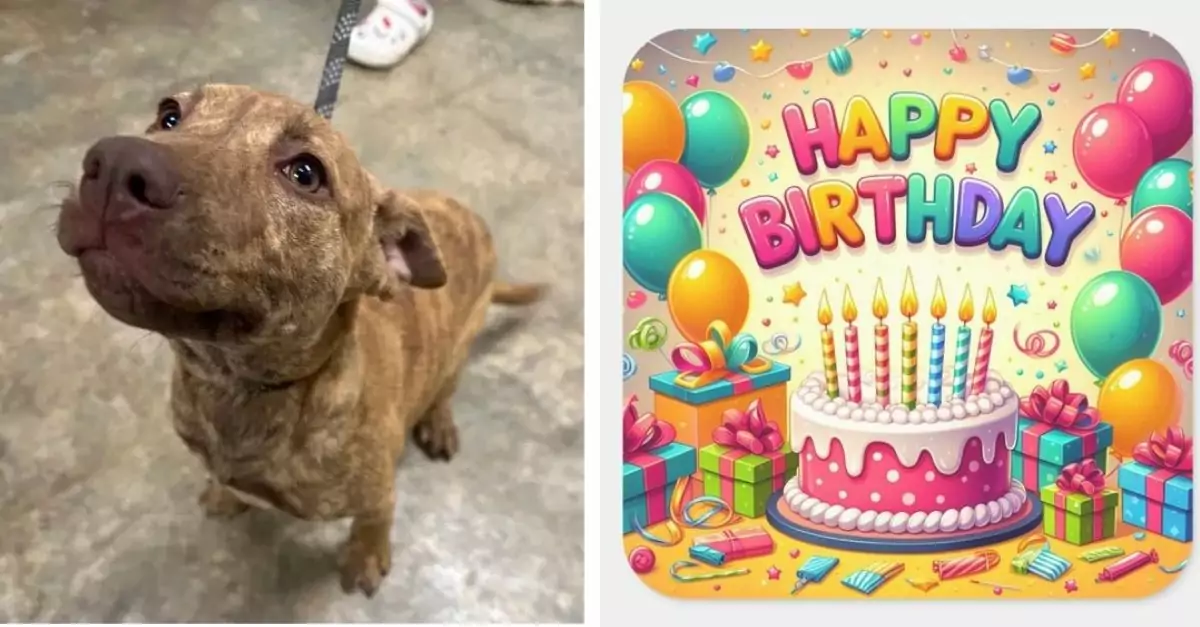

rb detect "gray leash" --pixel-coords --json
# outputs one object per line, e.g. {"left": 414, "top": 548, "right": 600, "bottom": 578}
{"left": 314, "top": 0, "right": 363, "bottom": 120}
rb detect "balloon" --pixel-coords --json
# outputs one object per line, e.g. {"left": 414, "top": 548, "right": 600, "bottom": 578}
{"left": 624, "top": 160, "right": 707, "bottom": 225}
{"left": 623, "top": 81, "right": 685, "bottom": 174}
{"left": 1097, "top": 358, "right": 1182, "bottom": 459}
{"left": 1070, "top": 270, "right": 1163, "bottom": 379}
{"left": 679, "top": 91, "right": 751, "bottom": 188}
{"left": 1073, "top": 104, "right": 1155, "bottom": 198}
{"left": 622, "top": 193, "right": 703, "bottom": 296}
{"left": 667, "top": 249, "right": 750, "bottom": 343}
{"left": 1116, "top": 59, "right": 1193, "bottom": 161}
{"left": 1131, "top": 158, "right": 1193, "bottom": 218}
{"left": 1120, "top": 206, "right": 1194, "bottom": 304}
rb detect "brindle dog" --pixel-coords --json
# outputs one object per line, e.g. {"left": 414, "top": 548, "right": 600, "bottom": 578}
{"left": 55, "top": 84, "right": 543, "bottom": 597}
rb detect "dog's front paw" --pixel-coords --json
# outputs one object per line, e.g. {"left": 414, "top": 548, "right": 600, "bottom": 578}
{"left": 199, "top": 480, "right": 250, "bottom": 518}
{"left": 339, "top": 535, "right": 392, "bottom": 597}
{"left": 414, "top": 417, "right": 459, "bottom": 461}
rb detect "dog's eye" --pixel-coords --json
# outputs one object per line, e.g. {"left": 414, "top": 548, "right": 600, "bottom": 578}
{"left": 156, "top": 100, "right": 182, "bottom": 130}
{"left": 282, "top": 155, "right": 327, "bottom": 193}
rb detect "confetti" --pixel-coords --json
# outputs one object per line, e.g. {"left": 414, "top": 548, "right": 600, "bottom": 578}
{"left": 685, "top": 74, "right": 700, "bottom": 87}
{"left": 628, "top": 317, "right": 669, "bottom": 351}
{"left": 1084, "top": 247, "right": 1101, "bottom": 262}
{"left": 909, "top": 33, "right": 922, "bottom": 45}
{"left": 1134, "top": 532, "right": 1147, "bottom": 541}
{"left": 657, "top": 64, "right": 668, "bottom": 75}
{"left": 1160, "top": 558, "right": 1188, "bottom": 574}
{"left": 767, "top": 565, "right": 782, "bottom": 580}
{"left": 626, "top": 290, "right": 647, "bottom": 309}
{"left": 1012, "top": 324, "right": 1061, "bottom": 358}
{"left": 906, "top": 578, "right": 939, "bottom": 592}
{"left": 670, "top": 560, "right": 751, "bottom": 583}
{"left": 693, "top": 32, "right": 717, "bottom": 54}
{"left": 1169, "top": 340, "right": 1194, "bottom": 380}
{"left": 1079, "top": 546, "right": 1125, "bottom": 563}
{"left": 629, "top": 546, "right": 657, "bottom": 573}
{"left": 622, "top": 353, "right": 637, "bottom": 381}
{"left": 761, "top": 332, "right": 803, "bottom": 355}
{"left": 969, "top": 579, "right": 1021, "bottom": 592}
{"left": 1064, "top": 579, "right": 1078, "bottom": 592}
{"left": 1007, "top": 283, "right": 1031, "bottom": 306}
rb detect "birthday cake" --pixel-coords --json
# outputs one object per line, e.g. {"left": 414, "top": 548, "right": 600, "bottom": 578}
{"left": 781, "top": 370, "right": 1024, "bottom": 534}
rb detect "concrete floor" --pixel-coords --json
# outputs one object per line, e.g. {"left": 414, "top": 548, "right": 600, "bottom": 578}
{"left": 0, "top": 0, "right": 582, "bottom": 622}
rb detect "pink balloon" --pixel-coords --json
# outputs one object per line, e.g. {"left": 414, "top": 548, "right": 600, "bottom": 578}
{"left": 1120, "top": 205, "right": 1193, "bottom": 304}
{"left": 1073, "top": 104, "right": 1155, "bottom": 198}
{"left": 1116, "top": 59, "right": 1193, "bottom": 161}
{"left": 623, "top": 160, "right": 706, "bottom": 225}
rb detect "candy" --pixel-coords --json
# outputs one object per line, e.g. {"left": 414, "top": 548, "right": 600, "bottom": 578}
{"left": 629, "top": 546, "right": 656, "bottom": 573}
{"left": 793, "top": 555, "right": 840, "bottom": 594}
{"left": 828, "top": 46, "right": 853, "bottom": 76}
{"left": 933, "top": 550, "right": 1000, "bottom": 580}
{"left": 1079, "top": 546, "right": 1125, "bottom": 563}
{"left": 688, "top": 545, "right": 726, "bottom": 567}
{"left": 1050, "top": 32, "right": 1077, "bottom": 55}
{"left": 1012, "top": 543, "right": 1072, "bottom": 580}
{"left": 842, "top": 561, "right": 904, "bottom": 595}
{"left": 1096, "top": 549, "right": 1159, "bottom": 583}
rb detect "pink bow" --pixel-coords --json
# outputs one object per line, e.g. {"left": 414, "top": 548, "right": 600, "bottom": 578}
{"left": 1055, "top": 459, "right": 1106, "bottom": 495}
{"left": 1132, "top": 426, "right": 1193, "bottom": 476}
{"left": 711, "top": 399, "right": 783, "bottom": 455}
{"left": 1018, "top": 379, "right": 1100, "bottom": 431}
{"left": 623, "top": 395, "right": 676, "bottom": 460}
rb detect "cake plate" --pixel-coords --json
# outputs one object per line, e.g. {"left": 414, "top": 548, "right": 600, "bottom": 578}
{"left": 765, "top": 488, "right": 1043, "bottom": 553}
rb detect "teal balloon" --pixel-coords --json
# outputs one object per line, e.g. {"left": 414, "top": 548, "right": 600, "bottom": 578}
{"left": 679, "top": 91, "right": 751, "bottom": 188}
{"left": 622, "top": 192, "right": 703, "bottom": 296}
{"left": 1131, "top": 158, "right": 1193, "bottom": 218}
{"left": 1070, "top": 270, "right": 1164, "bottom": 379}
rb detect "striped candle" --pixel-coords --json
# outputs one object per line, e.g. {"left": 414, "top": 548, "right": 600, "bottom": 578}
{"left": 818, "top": 290, "right": 840, "bottom": 398}
{"left": 899, "top": 269, "right": 919, "bottom": 409}
{"left": 970, "top": 288, "right": 998, "bottom": 395}
{"left": 843, "top": 285, "right": 862, "bottom": 402}
{"left": 927, "top": 278, "right": 948, "bottom": 406}
{"left": 871, "top": 280, "right": 890, "bottom": 406}
{"left": 952, "top": 287, "right": 975, "bottom": 400}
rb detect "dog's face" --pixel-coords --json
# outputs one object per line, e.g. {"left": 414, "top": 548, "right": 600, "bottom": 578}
{"left": 58, "top": 84, "right": 446, "bottom": 343}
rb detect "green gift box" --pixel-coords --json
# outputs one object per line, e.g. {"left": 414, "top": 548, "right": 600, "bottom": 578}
{"left": 1039, "top": 485, "right": 1119, "bottom": 545}
{"left": 699, "top": 444, "right": 798, "bottom": 518}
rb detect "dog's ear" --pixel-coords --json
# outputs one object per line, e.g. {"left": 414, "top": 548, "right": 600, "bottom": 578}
{"left": 354, "top": 189, "right": 448, "bottom": 300}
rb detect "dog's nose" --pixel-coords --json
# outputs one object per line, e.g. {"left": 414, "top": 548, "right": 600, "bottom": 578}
{"left": 83, "top": 136, "right": 182, "bottom": 211}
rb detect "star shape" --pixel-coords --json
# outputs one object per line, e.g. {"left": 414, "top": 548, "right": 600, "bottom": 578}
{"left": 1079, "top": 62, "right": 1097, "bottom": 80}
{"left": 798, "top": 29, "right": 810, "bottom": 36}
{"left": 630, "top": 58, "right": 644, "bottom": 72}
{"left": 750, "top": 39, "right": 774, "bottom": 62}
{"left": 765, "top": 145, "right": 780, "bottom": 158}
{"left": 1102, "top": 30, "right": 1120, "bottom": 49}
{"left": 1007, "top": 283, "right": 1031, "bottom": 306}
{"left": 1055, "top": 360, "right": 1068, "bottom": 373}
{"left": 1064, "top": 579, "right": 1079, "bottom": 593}
{"left": 1047, "top": 300, "right": 1057, "bottom": 310}
{"left": 782, "top": 282, "right": 807, "bottom": 306}
{"left": 965, "top": 162, "right": 977, "bottom": 174}
{"left": 766, "top": 565, "right": 782, "bottom": 580}
{"left": 693, "top": 32, "right": 717, "bottom": 55}
{"left": 1043, "top": 140, "right": 1057, "bottom": 154}
{"left": 1044, "top": 170, "right": 1058, "bottom": 183}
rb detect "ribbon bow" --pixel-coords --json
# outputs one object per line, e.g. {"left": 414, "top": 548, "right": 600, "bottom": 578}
{"left": 711, "top": 399, "right": 783, "bottom": 455}
{"left": 623, "top": 395, "right": 676, "bottom": 460}
{"left": 670, "top": 320, "right": 772, "bottom": 389}
{"left": 1132, "top": 426, "right": 1193, "bottom": 475}
{"left": 1055, "top": 459, "right": 1106, "bottom": 495}
{"left": 1017, "top": 379, "right": 1100, "bottom": 431}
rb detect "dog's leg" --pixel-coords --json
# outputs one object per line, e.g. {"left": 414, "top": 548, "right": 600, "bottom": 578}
{"left": 198, "top": 478, "right": 250, "bottom": 518}
{"left": 340, "top": 500, "right": 395, "bottom": 597}
{"left": 413, "top": 380, "right": 460, "bottom": 461}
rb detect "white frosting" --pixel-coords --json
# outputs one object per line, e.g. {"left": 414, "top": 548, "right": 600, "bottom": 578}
{"left": 783, "top": 476, "right": 1027, "bottom": 534}
{"left": 789, "top": 370, "right": 1019, "bottom": 477}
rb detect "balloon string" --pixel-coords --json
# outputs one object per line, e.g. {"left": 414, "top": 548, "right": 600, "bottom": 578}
{"left": 644, "top": 31, "right": 872, "bottom": 80}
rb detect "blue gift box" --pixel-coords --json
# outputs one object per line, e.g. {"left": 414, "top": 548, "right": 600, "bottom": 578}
{"left": 623, "top": 442, "right": 696, "bottom": 534}
{"left": 648, "top": 361, "right": 791, "bottom": 405}
{"left": 1011, "top": 417, "right": 1113, "bottom": 491}
{"left": 1117, "top": 461, "right": 1193, "bottom": 543}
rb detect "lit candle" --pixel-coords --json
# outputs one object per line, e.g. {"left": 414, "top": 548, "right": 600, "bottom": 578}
{"left": 843, "top": 285, "right": 861, "bottom": 403}
{"left": 818, "top": 290, "right": 840, "bottom": 399}
{"left": 951, "top": 287, "right": 975, "bottom": 400}
{"left": 927, "top": 279, "right": 948, "bottom": 407}
{"left": 872, "top": 279, "right": 890, "bottom": 407}
{"left": 900, "top": 269, "right": 919, "bottom": 409}
{"left": 970, "top": 288, "right": 998, "bottom": 396}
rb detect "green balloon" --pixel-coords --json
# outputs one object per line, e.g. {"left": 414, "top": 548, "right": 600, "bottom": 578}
{"left": 1070, "top": 270, "right": 1163, "bottom": 379}
{"left": 1131, "top": 158, "right": 1193, "bottom": 218}
{"left": 622, "top": 192, "right": 703, "bottom": 296}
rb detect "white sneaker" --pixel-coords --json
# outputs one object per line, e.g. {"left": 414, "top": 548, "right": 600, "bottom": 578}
{"left": 347, "top": 0, "right": 434, "bottom": 69}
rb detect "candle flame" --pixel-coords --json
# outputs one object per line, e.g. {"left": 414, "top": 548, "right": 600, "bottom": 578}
{"left": 899, "top": 268, "right": 918, "bottom": 319}
{"left": 842, "top": 285, "right": 858, "bottom": 323}
{"left": 958, "top": 286, "right": 975, "bottom": 322}
{"left": 930, "top": 278, "right": 947, "bottom": 320}
{"left": 982, "top": 288, "right": 998, "bottom": 325}
{"left": 818, "top": 289, "right": 833, "bottom": 326}
{"left": 871, "top": 279, "right": 888, "bottom": 320}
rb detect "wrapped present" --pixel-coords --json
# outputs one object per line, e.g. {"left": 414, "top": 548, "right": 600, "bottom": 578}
{"left": 1040, "top": 459, "right": 1119, "bottom": 545}
{"left": 699, "top": 399, "right": 799, "bottom": 518}
{"left": 1012, "top": 380, "right": 1113, "bottom": 491}
{"left": 622, "top": 395, "right": 696, "bottom": 534}
{"left": 692, "top": 525, "right": 775, "bottom": 561}
{"left": 1118, "top": 427, "right": 1193, "bottom": 542}
{"left": 651, "top": 324, "right": 790, "bottom": 480}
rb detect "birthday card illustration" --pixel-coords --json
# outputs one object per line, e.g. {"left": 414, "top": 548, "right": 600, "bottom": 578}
{"left": 620, "top": 29, "right": 1193, "bottom": 600}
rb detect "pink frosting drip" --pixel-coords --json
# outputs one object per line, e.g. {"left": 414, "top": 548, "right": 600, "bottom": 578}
{"left": 799, "top": 434, "right": 1010, "bottom": 513}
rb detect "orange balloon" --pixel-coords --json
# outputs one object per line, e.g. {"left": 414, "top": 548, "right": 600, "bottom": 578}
{"left": 623, "top": 81, "right": 685, "bottom": 174}
{"left": 1097, "top": 358, "right": 1182, "bottom": 458}
{"left": 667, "top": 250, "right": 750, "bottom": 343}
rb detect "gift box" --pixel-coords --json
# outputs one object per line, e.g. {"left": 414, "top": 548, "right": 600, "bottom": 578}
{"left": 1012, "top": 380, "right": 1113, "bottom": 492}
{"left": 692, "top": 525, "right": 775, "bottom": 561}
{"left": 1117, "top": 427, "right": 1193, "bottom": 543}
{"left": 697, "top": 399, "right": 797, "bottom": 517}
{"left": 651, "top": 324, "right": 790, "bottom": 480}
{"left": 622, "top": 396, "right": 697, "bottom": 534}
{"left": 1039, "top": 459, "right": 1118, "bottom": 545}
